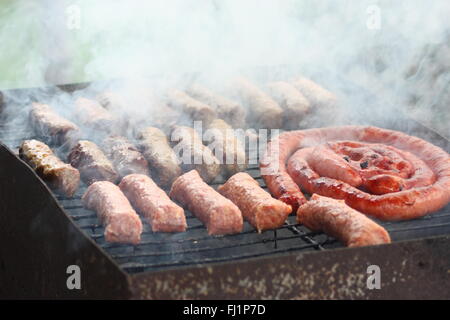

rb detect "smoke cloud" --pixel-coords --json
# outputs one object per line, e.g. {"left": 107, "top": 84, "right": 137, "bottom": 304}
{"left": 0, "top": 0, "right": 449, "bottom": 136}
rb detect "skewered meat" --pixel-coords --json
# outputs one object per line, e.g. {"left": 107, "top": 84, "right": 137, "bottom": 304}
{"left": 102, "top": 136, "right": 149, "bottom": 179}
{"left": 171, "top": 126, "right": 221, "bottom": 183}
{"left": 290, "top": 77, "right": 337, "bottom": 109}
{"left": 297, "top": 194, "right": 391, "bottom": 247}
{"left": 137, "top": 127, "right": 182, "bottom": 187}
{"left": 265, "top": 81, "right": 310, "bottom": 130}
{"left": 170, "top": 170, "right": 243, "bottom": 235}
{"left": 261, "top": 126, "right": 450, "bottom": 220}
{"left": 82, "top": 181, "right": 142, "bottom": 244}
{"left": 68, "top": 140, "right": 118, "bottom": 185}
{"left": 186, "top": 84, "right": 246, "bottom": 128}
{"left": 231, "top": 77, "right": 283, "bottom": 129}
{"left": 74, "top": 97, "right": 119, "bottom": 132}
{"left": 119, "top": 174, "right": 187, "bottom": 232}
{"left": 218, "top": 172, "right": 292, "bottom": 232}
{"left": 166, "top": 89, "right": 216, "bottom": 126}
{"left": 29, "top": 103, "right": 80, "bottom": 145}
{"left": 205, "top": 118, "right": 247, "bottom": 175}
{"left": 19, "top": 139, "right": 80, "bottom": 197}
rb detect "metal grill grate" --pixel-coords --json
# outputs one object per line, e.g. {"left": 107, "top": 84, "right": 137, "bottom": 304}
{"left": 1, "top": 115, "right": 450, "bottom": 274}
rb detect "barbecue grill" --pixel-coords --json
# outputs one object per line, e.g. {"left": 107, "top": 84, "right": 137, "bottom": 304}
{"left": 0, "top": 80, "right": 449, "bottom": 299}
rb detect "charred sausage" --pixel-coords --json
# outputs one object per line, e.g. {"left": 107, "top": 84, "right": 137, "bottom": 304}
{"left": 19, "top": 139, "right": 80, "bottom": 197}
{"left": 68, "top": 140, "right": 118, "bottom": 185}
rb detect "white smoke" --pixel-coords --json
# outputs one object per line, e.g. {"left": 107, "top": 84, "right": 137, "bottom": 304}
{"left": 0, "top": 0, "right": 449, "bottom": 136}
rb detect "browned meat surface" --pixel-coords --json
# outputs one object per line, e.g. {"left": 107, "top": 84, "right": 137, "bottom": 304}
{"left": 82, "top": 181, "right": 142, "bottom": 244}
{"left": 102, "top": 136, "right": 149, "bottom": 179}
{"left": 119, "top": 174, "right": 187, "bottom": 232}
{"left": 290, "top": 77, "right": 337, "bottom": 109}
{"left": 19, "top": 139, "right": 80, "bottom": 197}
{"left": 206, "top": 118, "right": 247, "bottom": 175}
{"left": 29, "top": 103, "right": 80, "bottom": 145}
{"left": 166, "top": 89, "right": 216, "bottom": 126}
{"left": 218, "top": 172, "right": 292, "bottom": 232}
{"left": 68, "top": 140, "right": 118, "bottom": 185}
{"left": 186, "top": 84, "right": 246, "bottom": 128}
{"left": 137, "top": 127, "right": 182, "bottom": 187}
{"left": 74, "top": 97, "right": 119, "bottom": 132}
{"left": 265, "top": 81, "right": 310, "bottom": 130}
{"left": 231, "top": 77, "right": 283, "bottom": 129}
{"left": 171, "top": 126, "right": 220, "bottom": 183}
{"left": 297, "top": 194, "right": 391, "bottom": 247}
{"left": 97, "top": 90, "right": 180, "bottom": 134}
{"left": 170, "top": 170, "right": 243, "bottom": 235}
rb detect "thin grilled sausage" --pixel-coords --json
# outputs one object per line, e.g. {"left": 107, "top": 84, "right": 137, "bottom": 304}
{"left": 74, "top": 97, "right": 119, "bottom": 133}
{"left": 218, "top": 172, "right": 292, "bottom": 232}
{"left": 137, "top": 127, "right": 182, "bottom": 187}
{"left": 171, "top": 126, "right": 220, "bottom": 183}
{"left": 205, "top": 118, "right": 247, "bottom": 175}
{"left": 297, "top": 194, "right": 391, "bottom": 247}
{"left": 290, "top": 77, "right": 337, "bottom": 109}
{"left": 231, "top": 77, "right": 283, "bottom": 129}
{"left": 29, "top": 103, "right": 80, "bottom": 146}
{"left": 102, "top": 135, "right": 149, "bottom": 179}
{"left": 19, "top": 139, "right": 80, "bottom": 197}
{"left": 265, "top": 81, "right": 310, "bottom": 130}
{"left": 119, "top": 174, "right": 187, "bottom": 232}
{"left": 187, "top": 84, "right": 246, "bottom": 128}
{"left": 170, "top": 170, "right": 243, "bottom": 235}
{"left": 166, "top": 89, "right": 216, "bottom": 126}
{"left": 82, "top": 181, "right": 142, "bottom": 244}
{"left": 68, "top": 140, "right": 118, "bottom": 185}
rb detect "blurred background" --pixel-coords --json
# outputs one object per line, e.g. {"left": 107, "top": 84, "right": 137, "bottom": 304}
{"left": 0, "top": 0, "right": 449, "bottom": 136}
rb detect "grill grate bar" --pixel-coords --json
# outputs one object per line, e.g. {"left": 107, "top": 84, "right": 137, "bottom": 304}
{"left": 120, "top": 243, "right": 318, "bottom": 272}
{"left": 111, "top": 234, "right": 311, "bottom": 260}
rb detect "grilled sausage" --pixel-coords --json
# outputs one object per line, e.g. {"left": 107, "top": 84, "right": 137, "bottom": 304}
{"left": 290, "top": 77, "right": 337, "bottom": 109}
{"left": 297, "top": 194, "right": 391, "bottom": 247}
{"left": 82, "top": 181, "right": 142, "bottom": 244}
{"left": 97, "top": 89, "right": 179, "bottom": 132}
{"left": 170, "top": 170, "right": 243, "bottom": 235}
{"left": 261, "top": 126, "right": 450, "bottom": 220}
{"left": 218, "top": 172, "right": 292, "bottom": 232}
{"left": 74, "top": 97, "right": 119, "bottom": 133}
{"left": 119, "top": 174, "right": 187, "bottom": 232}
{"left": 166, "top": 89, "right": 216, "bottom": 126}
{"left": 231, "top": 77, "right": 283, "bottom": 129}
{"left": 265, "top": 81, "right": 310, "bottom": 130}
{"left": 102, "top": 135, "right": 149, "bottom": 179}
{"left": 186, "top": 84, "right": 246, "bottom": 128}
{"left": 137, "top": 127, "right": 182, "bottom": 187}
{"left": 171, "top": 126, "right": 221, "bottom": 183}
{"left": 205, "top": 118, "right": 247, "bottom": 175}
{"left": 19, "top": 139, "right": 80, "bottom": 197}
{"left": 29, "top": 103, "right": 80, "bottom": 146}
{"left": 68, "top": 140, "right": 118, "bottom": 185}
